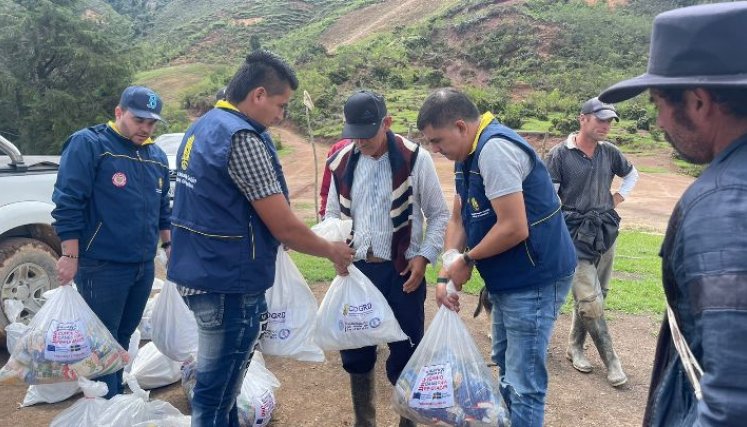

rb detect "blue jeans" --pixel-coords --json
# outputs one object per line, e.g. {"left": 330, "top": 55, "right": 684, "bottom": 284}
{"left": 75, "top": 258, "right": 154, "bottom": 399}
{"left": 488, "top": 274, "right": 573, "bottom": 427}
{"left": 182, "top": 291, "right": 268, "bottom": 427}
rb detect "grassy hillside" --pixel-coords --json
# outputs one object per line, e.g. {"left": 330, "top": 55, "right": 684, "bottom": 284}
{"left": 125, "top": 0, "right": 707, "bottom": 152}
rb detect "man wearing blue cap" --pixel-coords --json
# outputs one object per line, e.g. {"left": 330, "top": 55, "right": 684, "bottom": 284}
{"left": 599, "top": 2, "right": 747, "bottom": 425}
{"left": 52, "top": 85, "right": 171, "bottom": 398}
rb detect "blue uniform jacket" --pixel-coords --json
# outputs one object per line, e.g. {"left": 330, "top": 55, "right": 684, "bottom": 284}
{"left": 52, "top": 123, "right": 171, "bottom": 263}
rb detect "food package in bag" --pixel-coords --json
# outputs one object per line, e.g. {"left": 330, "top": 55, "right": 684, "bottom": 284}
{"left": 315, "top": 265, "right": 408, "bottom": 351}
{"left": 150, "top": 280, "right": 198, "bottom": 362}
{"left": 260, "top": 251, "right": 324, "bottom": 362}
{"left": 180, "top": 358, "right": 196, "bottom": 405}
{"left": 131, "top": 342, "right": 183, "bottom": 389}
{"left": 0, "top": 285, "right": 129, "bottom": 385}
{"left": 49, "top": 377, "right": 110, "bottom": 427}
{"left": 99, "top": 375, "right": 183, "bottom": 427}
{"left": 392, "top": 272, "right": 510, "bottom": 426}
{"left": 237, "top": 352, "right": 280, "bottom": 427}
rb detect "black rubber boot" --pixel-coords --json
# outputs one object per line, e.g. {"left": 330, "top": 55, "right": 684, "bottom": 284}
{"left": 350, "top": 371, "right": 376, "bottom": 427}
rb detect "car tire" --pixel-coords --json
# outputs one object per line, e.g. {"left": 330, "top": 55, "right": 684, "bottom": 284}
{"left": 0, "top": 237, "right": 59, "bottom": 339}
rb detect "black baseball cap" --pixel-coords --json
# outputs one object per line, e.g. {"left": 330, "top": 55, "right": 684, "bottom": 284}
{"left": 581, "top": 97, "right": 619, "bottom": 122}
{"left": 342, "top": 90, "right": 387, "bottom": 139}
{"left": 119, "top": 86, "right": 164, "bottom": 121}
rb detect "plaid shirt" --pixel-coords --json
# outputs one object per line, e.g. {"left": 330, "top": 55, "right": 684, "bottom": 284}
{"left": 177, "top": 129, "right": 283, "bottom": 296}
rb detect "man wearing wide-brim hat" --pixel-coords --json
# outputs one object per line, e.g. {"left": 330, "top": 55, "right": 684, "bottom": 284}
{"left": 599, "top": 2, "right": 747, "bottom": 426}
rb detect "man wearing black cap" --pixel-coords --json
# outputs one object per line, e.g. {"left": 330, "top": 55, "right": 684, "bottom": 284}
{"left": 326, "top": 89, "right": 449, "bottom": 427}
{"left": 52, "top": 85, "right": 171, "bottom": 398}
{"left": 599, "top": 2, "right": 747, "bottom": 425}
{"left": 545, "top": 97, "right": 639, "bottom": 387}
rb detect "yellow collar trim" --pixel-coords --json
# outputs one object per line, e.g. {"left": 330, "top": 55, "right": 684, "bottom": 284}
{"left": 107, "top": 121, "right": 153, "bottom": 145}
{"left": 469, "top": 112, "right": 496, "bottom": 155}
{"left": 215, "top": 100, "right": 239, "bottom": 111}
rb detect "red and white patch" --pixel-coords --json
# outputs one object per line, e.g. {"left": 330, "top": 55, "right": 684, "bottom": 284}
{"left": 112, "top": 172, "right": 127, "bottom": 188}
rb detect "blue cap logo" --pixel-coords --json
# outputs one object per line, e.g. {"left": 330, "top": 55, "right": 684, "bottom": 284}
{"left": 147, "top": 94, "right": 158, "bottom": 110}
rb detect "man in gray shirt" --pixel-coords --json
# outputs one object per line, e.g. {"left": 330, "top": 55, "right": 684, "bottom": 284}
{"left": 545, "top": 97, "right": 639, "bottom": 387}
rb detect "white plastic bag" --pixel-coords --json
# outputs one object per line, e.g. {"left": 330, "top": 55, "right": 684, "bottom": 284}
{"left": 314, "top": 265, "right": 408, "bottom": 351}
{"left": 4, "top": 299, "right": 29, "bottom": 354}
{"left": 260, "top": 251, "right": 324, "bottom": 362}
{"left": 21, "top": 381, "right": 81, "bottom": 407}
{"left": 132, "top": 415, "right": 192, "bottom": 427}
{"left": 138, "top": 294, "right": 159, "bottom": 341}
{"left": 49, "top": 377, "right": 110, "bottom": 427}
{"left": 131, "top": 342, "right": 183, "bottom": 389}
{"left": 150, "top": 280, "right": 198, "bottom": 362}
{"left": 237, "top": 352, "right": 280, "bottom": 427}
{"left": 180, "top": 358, "right": 197, "bottom": 405}
{"left": 124, "top": 329, "right": 142, "bottom": 374}
{"left": 99, "top": 376, "right": 183, "bottom": 427}
{"left": 392, "top": 277, "right": 510, "bottom": 426}
{"left": 0, "top": 285, "right": 129, "bottom": 385}
{"left": 311, "top": 217, "right": 353, "bottom": 242}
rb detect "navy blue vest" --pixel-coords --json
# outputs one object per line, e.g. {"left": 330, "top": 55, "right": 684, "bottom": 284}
{"left": 168, "top": 107, "right": 288, "bottom": 293}
{"left": 456, "top": 121, "right": 576, "bottom": 292}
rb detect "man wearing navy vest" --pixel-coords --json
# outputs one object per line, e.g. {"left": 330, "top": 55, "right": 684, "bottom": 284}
{"left": 326, "top": 90, "right": 449, "bottom": 427}
{"left": 418, "top": 88, "right": 576, "bottom": 427}
{"left": 168, "top": 50, "right": 354, "bottom": 426}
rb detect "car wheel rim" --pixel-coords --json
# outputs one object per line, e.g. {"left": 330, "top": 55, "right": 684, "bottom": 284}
{"left": 2, "top": 262, "right": 51, "bottom": 322}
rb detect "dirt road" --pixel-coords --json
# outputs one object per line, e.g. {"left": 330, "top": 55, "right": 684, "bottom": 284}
{"left": 0, "top": 126, "right": 690, "bottom": 425}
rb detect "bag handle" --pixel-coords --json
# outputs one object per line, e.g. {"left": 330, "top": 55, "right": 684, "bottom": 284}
{"left": 666, "top": 303, "right": 703, "bottom": 400}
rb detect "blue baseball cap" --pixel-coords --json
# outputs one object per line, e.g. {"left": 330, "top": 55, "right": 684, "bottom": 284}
{"left": 119, "top": 86, "right": 164, "bottom": 121}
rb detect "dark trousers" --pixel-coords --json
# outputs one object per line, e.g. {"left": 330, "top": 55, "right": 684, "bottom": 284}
{"left": 75, "top": 258, "right": 154, "bottom": 398}
{"left": 340, "top": 260, "right": 426, "bottom": 385}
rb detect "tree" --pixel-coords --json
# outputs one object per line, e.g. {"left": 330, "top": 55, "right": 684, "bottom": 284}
{"left": 0, "top": 0, "right": 136, "bottom": 153}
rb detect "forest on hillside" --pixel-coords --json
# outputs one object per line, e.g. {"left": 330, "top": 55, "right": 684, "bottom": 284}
{"left": 0, "top": 0, "right": 717, "bottom": 154}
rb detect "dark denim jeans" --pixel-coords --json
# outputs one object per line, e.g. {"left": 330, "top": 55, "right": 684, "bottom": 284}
{"left": 488, "top": 273, "right": 573, "bottom": 427}
{"left": 182, "top": 291, "right": 268, "bottom": 427}
{"left": 75, "top": 258, "right": 154, "bottom": 398}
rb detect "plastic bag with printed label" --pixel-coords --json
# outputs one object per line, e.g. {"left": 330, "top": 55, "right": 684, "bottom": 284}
{"left": 237, "top": 352, "right": 280, "bottom": 427}
{"left": 311, "top": 218, "right": 353, "bottom": 242}
{"left": 99, "top": 376, "right": 183, "bottom": 427}
{"left": 49, "top": 377, "right": 110, "bottom": 427}
{"left": 392, "top": 250, "right": 510, "bottom": 426}
{"left": 260, "top": 251, "right": 324, "bottom": 362}
{"left": 131, "top": 342, "right": 183, "bottom": 389}
{"left": 0, "top": 285, "right": 129, "bottom": 385}
{"left": 150, "top": 280, "right": 198, "bottom": 362}
{"left": 315, "top": 265, "right": 408, "bottom": 351}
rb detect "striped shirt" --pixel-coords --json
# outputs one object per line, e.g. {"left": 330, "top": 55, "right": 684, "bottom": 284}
{"left": 177, "top": 129, "right": 283, "bottom": 296}
{"left": 325, "top": 147, "right": 449, "bottom": 264}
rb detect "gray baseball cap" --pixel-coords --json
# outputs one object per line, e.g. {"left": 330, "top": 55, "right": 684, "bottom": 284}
{"left": 581, "top": 97, "right": 619, "bottom": 122}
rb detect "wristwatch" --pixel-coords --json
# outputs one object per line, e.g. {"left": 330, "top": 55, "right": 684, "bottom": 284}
{"left": 462, "top": 252, "right": 475, "bottom": 267}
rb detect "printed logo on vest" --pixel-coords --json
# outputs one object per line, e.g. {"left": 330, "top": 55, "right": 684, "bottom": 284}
{"left": 112, "top": 172, "right": 127, "bottom": 188}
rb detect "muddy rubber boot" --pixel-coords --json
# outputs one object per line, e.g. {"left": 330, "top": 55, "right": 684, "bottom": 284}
{"left": 350, "top": 371, "right": 376, "bottom": 427}
{"left": 566, "top": 309, "right": 593, "bottom": 373}
{"left": 584, "top": 317, "right": 628, "bottom": 387}
{"left": 399, "top": 416, "right": 417, "bottom": 426}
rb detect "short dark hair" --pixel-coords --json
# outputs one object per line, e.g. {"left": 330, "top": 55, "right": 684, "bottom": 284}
{"left": 656, "top": 87, "right": 747, "bottom": 119}
{"left": 225, "top": 50, "right": 299, "bottom": 104}
{"left": 417, "top": 88, "right": 480, "bottom": 130}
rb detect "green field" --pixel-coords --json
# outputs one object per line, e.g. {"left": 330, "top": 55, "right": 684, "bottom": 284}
{"left": 289, "top": 229, "right": 665, "bottom": 315}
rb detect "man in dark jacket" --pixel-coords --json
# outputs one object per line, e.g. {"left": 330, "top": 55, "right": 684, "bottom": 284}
{"left": 599, "top": 2, "right": 747, "bottom": 425}
{"left": 545, "top": 97, "right": 639, "bottom": 387}
{"left": 52, "top": 85, "right": 171, "bottom": 398}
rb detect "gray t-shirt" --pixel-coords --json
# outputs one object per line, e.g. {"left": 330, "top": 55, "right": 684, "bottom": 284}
{"left": 544, "top": 135, "right": 633, "bottom": 212}
{"left": 477, "top": 138, "right": 533, "bottom": 201}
